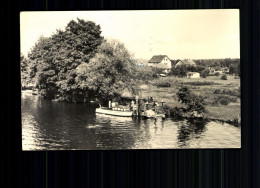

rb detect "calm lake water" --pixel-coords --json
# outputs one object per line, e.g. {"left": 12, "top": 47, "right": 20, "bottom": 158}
{"left": 21, "top": 91, "right": 241, "bottom": 150}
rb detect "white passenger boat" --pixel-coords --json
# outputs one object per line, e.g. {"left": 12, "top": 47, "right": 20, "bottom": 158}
{"left": 96, "top": 107, "right": 133, "bottom": 117}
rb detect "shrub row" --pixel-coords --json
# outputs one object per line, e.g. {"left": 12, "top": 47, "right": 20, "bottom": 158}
{"left": 212, "top": 95, "right": 238, "bottom": 106}
{"left": 213, "top": 88, "right": 240, "bottom": 97}
{"left": 184, "top": 81, "right": 215, "bottom": 86}
{"left": 150, "top": 78, "right": 176, "bottom": 87}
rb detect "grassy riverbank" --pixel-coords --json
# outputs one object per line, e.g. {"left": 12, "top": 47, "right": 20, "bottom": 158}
{"left": 137, "top": 75, "right": 240, "bottom": 123}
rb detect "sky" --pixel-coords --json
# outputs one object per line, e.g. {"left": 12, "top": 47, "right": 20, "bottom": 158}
{"left": 20, "top": 10, "right": 240, "bottom": 60}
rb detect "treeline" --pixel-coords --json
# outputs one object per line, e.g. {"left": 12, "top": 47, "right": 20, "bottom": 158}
{"left": 171, "top": 58, "right": 240, "bottom": 69}
{"left": 134, "top": 58, "right": 240, "bottom": 79}
{"left": 21, "top": 18, "right": 146, "bottom": 103}
{"left": 193, "top": 58, "right": 240, "bottom": 68}
{"left": 195, "top": 58, "right": 240, "bottom": 76}
{"left": 168, "top": 58, "right": 240, "bottom": 78}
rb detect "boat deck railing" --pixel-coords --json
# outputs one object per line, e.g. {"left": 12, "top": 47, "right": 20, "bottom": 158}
{"left": 111, "top": 107, "right": 131, "bottom": 112}
{"left": 100, "top": 106, "right": 131, "bottom": 112}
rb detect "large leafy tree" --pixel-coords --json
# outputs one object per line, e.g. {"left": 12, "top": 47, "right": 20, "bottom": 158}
{"left": 74, "top": 39, "right": 139, "bottom": 103}
{"left": 27, "top": 36, "right": 57, "bottom": 98}
{"left": 27, "top": 18, "right": 104, "bottom": 101}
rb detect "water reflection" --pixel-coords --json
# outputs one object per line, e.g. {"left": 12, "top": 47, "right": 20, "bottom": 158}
{"left": 21, "top": 93, "right": 241, "bottom": 150}
{"left": 177, "top": 119, "right": 207, "bottom": 148}
{"left": 93, "top": 114, "right": 138, "bottom": 149}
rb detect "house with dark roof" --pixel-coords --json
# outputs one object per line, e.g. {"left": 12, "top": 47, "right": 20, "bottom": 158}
{"left": 175, "top": 59, "right": 196, "bottom": 68}
{"left": 148, "top": 55, "right": 172, "bottom": 73}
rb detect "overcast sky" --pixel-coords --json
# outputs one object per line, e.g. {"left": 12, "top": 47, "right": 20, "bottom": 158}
{"left": 20, "top": 10, "right": 239, "bottom": 60}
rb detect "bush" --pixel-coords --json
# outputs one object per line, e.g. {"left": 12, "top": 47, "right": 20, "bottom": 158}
{"left": 229, "top": 96, "right": 237, "bottom": 102}
{"left": 213, "top": 89, "right": 222, "bottom": 94}
{"left": 201, "top": 69, "right": 210, "bottom": 78}
{"left": 221, "top": 74, "right": 227, "bottom": 80}
{"left": 213, "top": 88, "right": 240, "bottom": 97}
{"left": 169, "top": 65, "right": 187, "bottom": 77}
{"left": 161, "top": 105, "right": 184, "bottom": 117}
{"left": 186, "top": 65, "right": 206, "bottom": 73}
{"left": 213, "top": 95, "right": 235, "bottom": 105}
{"left": 177, "top": 86, "right": 206, "bottom": 115}
{"left": 219, "top": 98, "right": 230, "bottom": 105}
{"left": 201, "top": 71, "right": 207, "bottom": 78}
{"left": 214, "top": 72, "right": 220, "bottom": 77}
{"left": 154, "top": 81, "right": 171, "bottom": 87}
{"left": 150, "top": 77, "right": 176, "bottom": 87}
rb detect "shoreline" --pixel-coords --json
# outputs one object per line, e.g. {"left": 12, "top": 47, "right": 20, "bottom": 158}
{"left": 22, "top": 89, "right": 240, "bottom": 126}
{"left": 163, "top": 112, "right": 240, "bottom": 127}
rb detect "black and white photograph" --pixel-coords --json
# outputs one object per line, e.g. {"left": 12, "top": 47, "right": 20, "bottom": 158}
{"left": 20, "top": 10, "right": 240, "bottom": 150}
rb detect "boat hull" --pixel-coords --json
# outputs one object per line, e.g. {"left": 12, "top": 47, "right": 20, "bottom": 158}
{"left": 96, "top": 108, "right": 133, "bottom": 117}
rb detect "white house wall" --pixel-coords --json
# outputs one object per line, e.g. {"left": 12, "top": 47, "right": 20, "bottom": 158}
{"left": 160, "top": 58, "right": 172, "bottom": 69}
{"left": 188, "top": 73, "right": 200, "bottom": 78}
{"left": 148, "top": 58, "right": 171, "bottom": 69}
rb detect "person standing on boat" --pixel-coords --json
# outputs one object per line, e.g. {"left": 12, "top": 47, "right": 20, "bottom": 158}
{"left": 109, "top": 101, "right": 112, "bottom": 109}
{"left": 139, "top": 99, "right": 145, "bottom": 115}
{"left": 133, "top": 104, "right": 137, "bottom": 115}
{"left": 136, "top": 96, "right": 142, "bottom": 116}
{"left": 153, "top": 101, "right": 158, "bottom": 113}
{"left": 129, "top": 102, "right": 132, "bottom": 111}
{"left": 144, "top": 101, "right": 148, "bottom": 111}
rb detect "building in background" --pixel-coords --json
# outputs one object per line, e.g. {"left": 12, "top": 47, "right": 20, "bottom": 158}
{"left": 175, "top": 59, "right": 196, "bottom": 68}
{"left": 186, "top": 72, "right": 200, "bottom": 78}
{"left": 148, "top": 55, "right": 172, "bottom": 73}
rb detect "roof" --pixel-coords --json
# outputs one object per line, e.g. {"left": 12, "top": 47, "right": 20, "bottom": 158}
{"left": 176, "top": 59, "right": 196, "bottom": 66}
{"left": 148, "top": 55, "right": 169, "bottom": 63}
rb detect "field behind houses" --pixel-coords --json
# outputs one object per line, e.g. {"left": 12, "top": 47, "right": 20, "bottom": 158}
{"left": 138, "top": 75, "right": 241, "bottom": 122}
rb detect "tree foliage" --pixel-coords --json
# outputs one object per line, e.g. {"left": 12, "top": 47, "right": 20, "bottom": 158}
{"left": 75, "top": 39, "right": 139, "bottom": 103}
{"left": 20, "top": 54, "right": 30, "bottom": 87}
{"left": 200, "top": 69, "right": 210, "bottom": 78}
{"left": 170, "top": 65, "right": 188, "bottom": 77}
{"left": 27, "top": 18, "right": 104, "bottom": 101}
{"left": 220, "top": 74, "right": 227, "bottom": 80}
{"left": 170, "top": 59, "right": 240, "bottom": 78}
{"left": 176, "top": 86, "right": 206, "bottom": 115}
{"left": 194, "top": 58, "right": 240, "bottom": 69}
{"left": 214, "top": 72, "right": 220, "bottom": 77}
{"left": 229, "top": 63, "right": 240, "bottom": 76}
